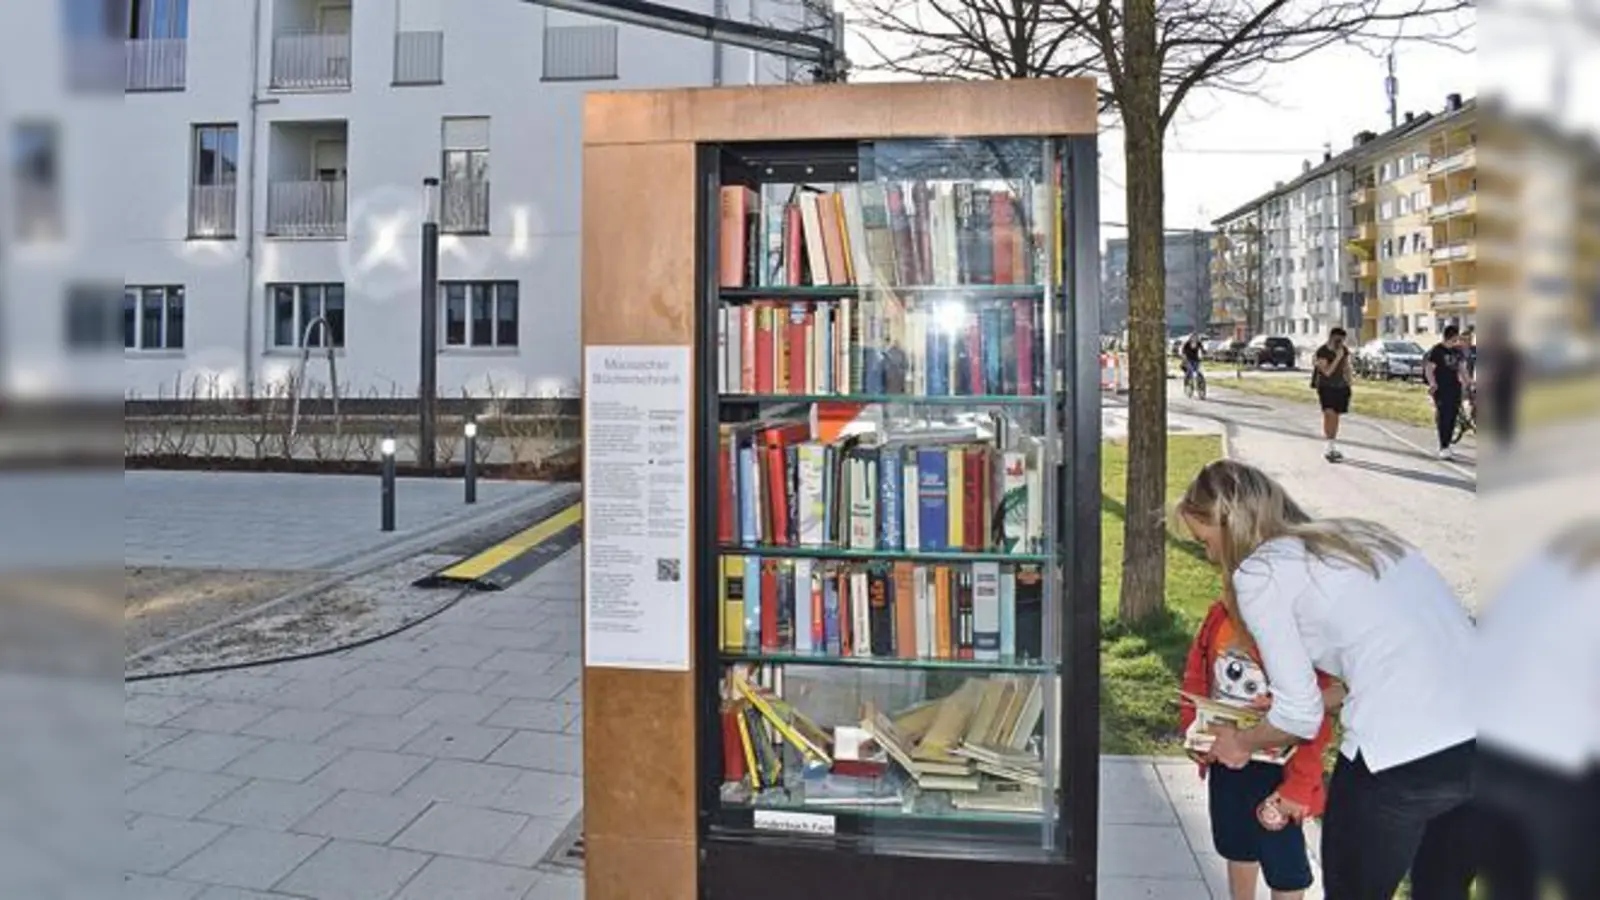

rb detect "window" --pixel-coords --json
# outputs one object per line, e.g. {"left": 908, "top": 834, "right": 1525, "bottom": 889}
{"left": 1381, "top": 238, "right": 1393, "bottom": 260}
{"left": 441, "top": 117, "right": 490, "bottom": 234}
{"left": 64, "top": 283, "right": 123, "bottom": 352}
{"left": 443, "top": 281, "right": 518, "bottom": 348}
{"left": 542, "top": 13, "right": 618, "bottom": 81}
{"left": 129, "top": 0, "right": 188, "bottom": 38}
{"left": 11, "top": 121, "right": 61, "bottom": 242}
{"left": 190, "top": 123, "right": 239, "bottom": 238}
{"left": 122, "top": 285, "right": 185, "bottom": 350}
{"left": 1412, "top": 190, "right": 1428, "bottom": 210}
{"left": 1379, "top": 201, "right": 1393, "bottom": 221}
{"left": 269, "top": 283, "right": 345, "bottom": 348}
{"left": 1398, "top": 195, "right": 1411, "bottom": 215}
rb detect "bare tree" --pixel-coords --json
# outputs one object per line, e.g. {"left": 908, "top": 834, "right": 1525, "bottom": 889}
{"left": 851, "top": 0, "right": 1473, "bottom": 624}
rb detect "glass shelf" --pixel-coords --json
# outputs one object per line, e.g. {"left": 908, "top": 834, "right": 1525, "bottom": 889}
{"left": 720, "top": 649, "right": 1054, "bottom": 674}
{"left": 719, "top": 545, "right": 1052, "bottom": 565}
{"left": 718, "top": 393, "right": 1048, "bottom": 406}
{"left": 733, "top": 790, "right": 1049, "bottom": 825}
{"left": 720, "top": 285, "right": 1048, "bottom": 301}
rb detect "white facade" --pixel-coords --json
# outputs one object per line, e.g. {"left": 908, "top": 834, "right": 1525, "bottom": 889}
{"left": 2, "top": 0, "right": 832, "bottom": 402}
{"left": 1258, "top": 165, "right": 1353, "bottom": 346}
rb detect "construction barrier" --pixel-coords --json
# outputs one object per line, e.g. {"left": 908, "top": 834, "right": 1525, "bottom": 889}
{"left": 1099, "top": 352, "right": 1129, "bottom": 393}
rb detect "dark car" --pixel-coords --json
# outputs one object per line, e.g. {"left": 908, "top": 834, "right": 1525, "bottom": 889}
{"left": 1242, "top": 335, "right": 1297, "bottom": 369}
{"left": 1353, "top": 339, "right": 1426, "bottom": 380}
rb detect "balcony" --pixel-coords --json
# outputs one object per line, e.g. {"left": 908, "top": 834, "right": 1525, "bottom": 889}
{"left": 267, "top": 181, "right": 347, "bottom": 238}
{"left": 271, "top": 33, "right": 352, "bottom": 90}
{"left": 1432, "top": 288, "right": 1477, "bottom": 311}
{"left": 188, "top": 185, "right": 237, "bottom": 239}
{"left": 1427, "top": 196, "right": 1477, "bottom": 222}
{"left": 1427, "top": 146, "right": 1477, "bottom": 178}
{"left": 543, "top": 24, "right": 619, "bottom": 81}
{"left": 126, "top": 38, "right": 186, "bottom": 91}
{"left": 1350, "top": 185, "right": 1375, "bottom": 207}
{"left": 441, "top": 179, "right": 490, "bottom": 234}
{"left": 394, "top": 30, "right": 444, "bottom": 85}
{"left": 1358, "top": 259, "right": 1378, "bottom": 279}
{"left": 1352, "top": 221, "right": 1378, "bottom": 243}
{"left": 1430, "top": 242, "right": 1475, "bottom": 264}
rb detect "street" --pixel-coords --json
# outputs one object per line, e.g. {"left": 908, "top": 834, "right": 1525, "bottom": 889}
{"left": 1162, "top": 372, "right": 1480, "bottom": 608}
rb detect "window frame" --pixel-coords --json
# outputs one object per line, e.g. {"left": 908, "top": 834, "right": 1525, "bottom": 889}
{"left": 267, "top": 282, "right": 346, "bottom": 350}
{"left": 441, "top": 280, "right": 519, "bottom": 350}
{"left": 123, "top": 284, "right": 186, "bottom": 352}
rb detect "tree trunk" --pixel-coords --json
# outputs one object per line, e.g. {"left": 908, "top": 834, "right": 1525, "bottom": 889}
{"left": 1118, "top": 0, "right": 1168, "bottom": 625}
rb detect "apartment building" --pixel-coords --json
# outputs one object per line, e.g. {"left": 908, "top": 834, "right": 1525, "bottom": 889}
{"left": 1101, "top": 230, "right": 1213, "bottom": 336}
{"left": 1212, "top": 154, "right": 1355, "bottom": 346}
{"left": 4, "top": 0, "right": 833, "bottom": 401}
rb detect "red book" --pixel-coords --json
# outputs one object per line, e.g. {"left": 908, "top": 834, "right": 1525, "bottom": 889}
{"left": 754, "top": 303, "right": 775, "bottom": 394}
{"left": 718, "top": 186, "right": 756, "bottom": 288}
{"left": 963, "top": 447, "right": 984, "bottom": 551}
{"left": 785, "top": 203, "right": 804, "bottom": 286}
{"left": 722, "top": 706, "right": 747, "bottom": 783}
{"left": 838, "top": 570, "right": 852, "bottom": 657}
{"left": 811, "top": 577, "right": 825, "bottom": 650}
{"left": 893, "top": 562, "right": 917, "bottom": 659}
{"left": 1014, "top": 300, "right": 1035, "bottom": 396}
{"left": 991, "top": 191, "right": 1016, "bottom": 285}
{"left": 717, "top": 429, "right": 734, "bottom": 544}
{"left": 786, "top": 305, "right": 808, "bottom": 394}
{"left": 760, "top": 561, "right": 779, "bottom": 650}
{"left": 740, "top": 307, "right": 756, "bottom": 393}
{"left": 764, "top": 444, "right": 788, "bottom": 546}
{"left": 886, "top": 185, "right": 915, "bottom": 286}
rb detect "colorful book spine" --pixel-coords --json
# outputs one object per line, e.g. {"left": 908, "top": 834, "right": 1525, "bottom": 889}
{"left": 972, "top": 561, "right": 1001, "bottom": 662}
{"left": 917, "top": 450, "right": 949, "bottom": 552}
{"left": 877, "top": 448, "right": 903, "bottom": 551}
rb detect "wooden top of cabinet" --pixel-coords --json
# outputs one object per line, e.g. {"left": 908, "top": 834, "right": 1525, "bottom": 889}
{"left": 582, "top": 78, "right": 1099, "bottom": 147}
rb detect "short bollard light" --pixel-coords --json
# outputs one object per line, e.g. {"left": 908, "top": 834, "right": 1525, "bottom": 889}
{"left": 380, "top": 433, "right": 397, "bottom": 532}
{"left": 463, "top": 418, "right": 479, "bottom": 505}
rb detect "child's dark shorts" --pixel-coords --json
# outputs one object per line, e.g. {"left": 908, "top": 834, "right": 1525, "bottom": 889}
{"left": 1207, "top": 761, "right": 1315, "bottom": 892}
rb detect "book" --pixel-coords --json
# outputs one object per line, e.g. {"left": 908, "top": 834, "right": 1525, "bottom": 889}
{"left": 1179, "top": 692, "right": 1296, "bottom": 765}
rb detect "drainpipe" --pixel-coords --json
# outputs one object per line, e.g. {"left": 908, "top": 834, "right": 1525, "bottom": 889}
{"left": 241, "top": 0, "right": 266, "bottom": 399}
{"left": 711, "top": 0, "right": 725, "bottom": 85}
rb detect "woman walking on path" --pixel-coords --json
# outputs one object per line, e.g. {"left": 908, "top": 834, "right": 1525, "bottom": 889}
{"left": 1176, "top": 460, "right": 1477, "bottom": 899}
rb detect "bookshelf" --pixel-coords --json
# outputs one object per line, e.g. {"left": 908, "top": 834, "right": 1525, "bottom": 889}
{"left": 581, "top": 79, "right": 1101, "bottom": 900}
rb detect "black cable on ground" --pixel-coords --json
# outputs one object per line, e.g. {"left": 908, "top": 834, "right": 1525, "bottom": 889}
{"left": 125, "top": 584, "right": 478, "bottom": 683}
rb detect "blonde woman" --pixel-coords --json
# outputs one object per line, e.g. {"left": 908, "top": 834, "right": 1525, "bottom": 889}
{"left": 1175, "top": 460, "right": 1476, "bottom": 899}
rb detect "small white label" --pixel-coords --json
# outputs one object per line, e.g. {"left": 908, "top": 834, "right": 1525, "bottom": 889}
{"left": 752, "top": 810, "right": 836, "bottom": 836}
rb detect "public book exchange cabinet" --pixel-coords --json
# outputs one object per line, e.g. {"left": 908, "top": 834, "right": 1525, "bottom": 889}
{"left": 581, "top": 79, "right": 1103, "bottom": 900}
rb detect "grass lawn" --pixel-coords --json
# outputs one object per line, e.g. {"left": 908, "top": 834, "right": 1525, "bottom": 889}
{"left": 1217, "top": 368, "right": 1437, "bottom": 428}
{"left": 1099, "top": 433, "right": 1225, "bottom": 755}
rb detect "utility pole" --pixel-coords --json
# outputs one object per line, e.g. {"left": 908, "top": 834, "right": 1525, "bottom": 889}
{"left": 419, "top": 177, "right": 440, "bottom": 472}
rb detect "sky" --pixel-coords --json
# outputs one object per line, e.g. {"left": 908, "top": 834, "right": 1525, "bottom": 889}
{"left": 839, "top": 7, "right": 1489, "bottom": 239}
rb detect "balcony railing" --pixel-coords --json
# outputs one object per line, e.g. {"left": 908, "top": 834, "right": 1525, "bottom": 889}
{"left": 394, "top": 30, "right": 444, "bottom": 84}
{"left": 1427, "top": 196, "right": 1476, "bottom": 221}
{"left": 1427, "top": 146, "right": 1477, "bottom": 177}
{"left": 1430, "top": 243, "right": 1473, "bottom": 263}
{"left": 127, "top": 38, "right": 186, "bottom": 91}
{"left": 441, "top": 179, "right": 490, "bottom": 234}
{"left": 1353, "top": 221, "right": 1378, "bottom": 242}
{"left": 271, "top": 33, "right": 352, "bottom": 90}
{"left": 188, "top": 184, "right": 238, "bottom": 238}
{"left": 1349, "top": 185, "right": 1375, "bottom": 206}
{"left": 543, "top": 24, "right": 619, "bottom": 81}
{"left": 266, "top": 180, "right": 348, "bottom": 238}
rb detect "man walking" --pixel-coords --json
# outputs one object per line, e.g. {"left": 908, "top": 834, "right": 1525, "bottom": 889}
{"left": 1426, "top": 325, "right": 1470, "bottom": 460}
{"left": 1313, "top": 327, "right": 1354, "bottom": 462}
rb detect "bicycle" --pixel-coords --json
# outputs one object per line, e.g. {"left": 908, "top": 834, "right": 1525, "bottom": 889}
{"left": 1183, "top": 361, "right": 1207, "bottom": 400}
{"left": 1452, "top": 387, "right": 1476, "bottom": 445}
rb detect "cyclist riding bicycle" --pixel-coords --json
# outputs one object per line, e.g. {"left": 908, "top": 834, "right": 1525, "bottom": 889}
{"left": 1180, "top": 334, "right": 1206, "bottom": 397}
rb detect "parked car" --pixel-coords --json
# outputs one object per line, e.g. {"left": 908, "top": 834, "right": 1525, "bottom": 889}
{"left": 1201, "top": 338, "right": 1228, "bottom": 360}
{"left": 1216, "top": 338, "right": 1248, "bottom": 362}
{"left": 1241, "top": 335, "right": 1298, "bottom": 368}
{"left": 1354, "top": 339, "right": 1426, "bottom": 380}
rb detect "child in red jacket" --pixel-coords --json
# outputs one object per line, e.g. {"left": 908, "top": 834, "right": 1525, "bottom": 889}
{"left": 1180, "top": 599, "right": 1336, "bottom": 900}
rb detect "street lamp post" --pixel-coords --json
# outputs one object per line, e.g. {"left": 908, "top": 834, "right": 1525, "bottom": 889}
{"left": 463, "top": 417, "right": 478, "bottom": 505}
{"left": 419, "top": 178, "right": 440, "bottom": 472}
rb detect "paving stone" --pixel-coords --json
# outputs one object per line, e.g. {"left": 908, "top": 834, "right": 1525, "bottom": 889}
{"left": 310, "top": 750, "right": 431, "bottom": 794}
{"left": 477, "top": 650, "right": 562, "bottom": 676}
{"left": 127, "top": 726, "right": 189, "bottom": 761}
{"left": 495, "top": 817, "right": 569, "bottom": 868}
{"left": 273, "top": 839, "right": 429, "bottom": 900}
{"left": 126, "top": 769, "right": 246, "bottom": 819}
{"left": 125, "top": 816, "right": 228, "bottom": 876}
{"left": 259, "top": 678, "right": 356, "bottom": 711}
{"left": 125, "top": 694, "right": 208, "bottom": 728}
{"left": 272, "top": 656, "right": 365, "bottom": 683}
{"left": 479, "top": 672, "right": 572, "bottom": 701}
{"left": 1097, "top": 877, "right": 1213, "bottom": 900}
{"left": 522, "top": 872, "right": 583, "bottom": 900}
{"left": 401, "top": 691, "right": 507, "bottom": 725}
{"left": 391, "top": 803, "right": 528, "bottom": 861}
{"left": 331, "top": 687, "right": 431, "bottom": 717}
{"left": 194, "top": 887, "right": 301, "bottom": 900}
{"left": 398, "top": 759, "right": 521, "bottom": 807}
{"left": 197, "top": 779, "right": 337, "bottom": 830}
{"left": 169, "top": 826, "right": 325, "bottom": 891}
{"left": 192, "top": 674, "right": 288, "bottom": 704}
{"left": 142, "top": 733, "right": 266, "bottom": 774}
{"left": 486, "top": 731, "right": 581, "bottom": 775}
{"left": 409, "top": 666, "right": 504, "bottom": 694}
{"left": 412, "top": 642, "right": 500, "bottom": 669}
{"left": 240, "top": 708, "right": 351, "bottom": 743}
{"left": 166, "top": 702, "right": 277, "bottom": 735}
{"left": 482, "top": 698, "right": 575, "bottom": 734}
{"left": 223, "top": 740, "right": 344, "bottom": 783}
{"left": 491, "top": 770, "right": 581, "bottom": 817}
{"left": 392, "top": 855, "right": 539, "bottom": 900}
{"left": 122, "top": 873, "right": 206, "bottom": 899}
{"left": 400, "top": 722, "right": 514, "bottom": 761}
{"left": 289, "top": 790, "right": 431, "bottom": 844}
{"left": 319, "top": 715, "right": 433, "bottom": 752}
{"left": 1101, "top": 759, "right": 1182, "bottom": 826}
{"left": 1099, "top": 823, "right": 1204, "bottom": 879}
{"left": 126, "top": 763, "right": 165, "bottom": 792}
{"left": 331, "top": 661, "right": 431, "bottom": 691}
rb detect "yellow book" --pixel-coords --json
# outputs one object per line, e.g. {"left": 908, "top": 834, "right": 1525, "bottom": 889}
{"left": 947, "top": 448, "right": 965, "bottom": 549}
{"left": 735, "top": 701, "right": 762, "bottom": 789}
{"left": 833, "top": 193, "right": 856, "bottom": 285}
{"left": 735, "top": 674, "right": 833, "bottom": 765}
{"left": 721, "top": 557, "right": 745, "bottom": 651}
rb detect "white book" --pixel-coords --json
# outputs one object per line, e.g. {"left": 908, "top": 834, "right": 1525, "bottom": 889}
{"left": 839, "top": 182, "right": 872, "bottom": 287}
{"left": 796, "top": 443, "right": 826, "bottom": 547}
{"left": 913, "top": 566, "right": 932, "bottom": 659}
{"left": 794, "top": 558, "right": 814, "bottom": 653}
{"left": 799, "top": 191, "right": 831, "bottom": 286}
{"left": 1023, "top": 440, "right": 1044, "bottom": 553}
{"left": 851, "top": 570, "right": 872, "bottom": 658}
{"left": 999, "top": 570, "right": 1016, "bottom": 659}
{"left": 902, "top": 456, "right": 920, "bottom": 552}
{"left": 937, "top": 184, "right": 959, "bottom": 285}
{"left": 999, "top": 450, "right": 1028, "bottom": 554}
{"left": 972, "top": 562, "right": 1001, "bottom": 662}
{"left": 837, "top": 296, "right": 852, "bottom": 393}
{"left": 718, "top": 307, "right": 729, "bottom": 392}
{"left": 848, "top": 456, "right": 876, "bottom": 551}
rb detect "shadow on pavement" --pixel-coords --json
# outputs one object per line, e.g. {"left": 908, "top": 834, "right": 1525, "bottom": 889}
{"left": 1339, "top": 458, "right": 1478, "bottom": 493}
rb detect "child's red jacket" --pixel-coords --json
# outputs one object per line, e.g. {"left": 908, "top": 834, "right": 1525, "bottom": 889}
{"left": 1178, "top": 602, "right": 1336, "bottom": 817}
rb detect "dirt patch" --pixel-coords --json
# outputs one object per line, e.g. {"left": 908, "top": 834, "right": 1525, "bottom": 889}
{"left": 125, "top": 567, "right": 327, "bottom": 657}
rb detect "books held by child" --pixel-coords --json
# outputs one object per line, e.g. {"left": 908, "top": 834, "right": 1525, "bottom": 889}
{"left": 1179, "top": 691, "right": 1297, "bottom": 766}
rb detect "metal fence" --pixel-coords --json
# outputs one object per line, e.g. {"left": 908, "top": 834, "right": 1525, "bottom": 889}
{"left": 542, "top": 24, "right": 617, "bottom": 81}
{"left": 127, "top": 38, "right": 187, "bottom": 91}
{"left": 442, "top": 179, "right": 490, "bottom": 234}
{"left": 394, "top": 30, "right": 444, "bottom": 85}
{"left": 266, "top": 180, "right": 348, "bottom": 238}
{"left": 188, "top": 185, "right": 238, "bottom": 239}
{"left": 271, "top": 33, "right": 353, "bottom": 90}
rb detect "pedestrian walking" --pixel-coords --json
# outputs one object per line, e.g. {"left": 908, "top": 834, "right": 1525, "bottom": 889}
{"left": 1175, "top": 460, "right": 1478, "bottom": 899}
{"left": 1425, "top": 325, "right": 1471, "bottom": 460}
{"left": 1311, "top": 328, "right": 1353, "bottom": 463}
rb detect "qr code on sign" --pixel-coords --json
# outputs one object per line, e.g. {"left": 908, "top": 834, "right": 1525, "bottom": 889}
{"left": 656, "top": 558, "right": 681, "bottom": 582}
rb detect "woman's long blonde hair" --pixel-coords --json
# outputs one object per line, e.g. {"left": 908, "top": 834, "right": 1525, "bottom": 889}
{"left": 1177, "top": 460, "right": 1409, "bottom": 648}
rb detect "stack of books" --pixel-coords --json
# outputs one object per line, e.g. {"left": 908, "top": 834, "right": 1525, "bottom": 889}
{"left": 1180, "top": 692, "right": 1295, "bottom": 765}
